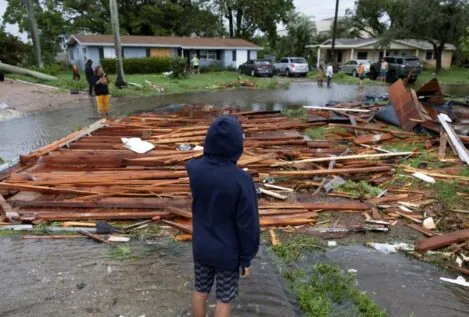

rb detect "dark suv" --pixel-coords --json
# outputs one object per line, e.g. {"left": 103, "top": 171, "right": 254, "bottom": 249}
{"left": 369, "top": 56, "right": 422, "bottom": 83}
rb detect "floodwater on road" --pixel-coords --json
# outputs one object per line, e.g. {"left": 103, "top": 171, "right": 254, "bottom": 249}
{"left": 0, "top": 82, "right": 386, "bottom": 164}
{"left": 0, "top": 238, "right": 297, "bottom": 317}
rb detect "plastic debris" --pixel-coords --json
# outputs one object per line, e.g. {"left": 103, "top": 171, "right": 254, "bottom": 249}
{"left": 440, "top": 276, "right": 469, "bottom": 288}
{"left": 121, "top": 138, "right": 155, "bottom": 154}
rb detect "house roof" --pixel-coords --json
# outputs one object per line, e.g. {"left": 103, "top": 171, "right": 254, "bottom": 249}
{"left": 68, "top": 35, "right": 262, "bottom": 50}
{"left": 309, "top": 38, "right": 456, "bottom": 51}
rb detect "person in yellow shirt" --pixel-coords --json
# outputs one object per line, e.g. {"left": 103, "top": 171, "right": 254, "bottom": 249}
{"left": 92, "top": 66, "right": 110, "bottom": 117}
{"left": 358, "top": 63, "right": 366, "bottom": 87}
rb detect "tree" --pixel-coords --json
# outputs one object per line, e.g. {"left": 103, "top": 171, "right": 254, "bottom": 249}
{"left": 393, "top": 0, "right": 469, "bottom": 72}
{"left": 3, "top": 0, "right": 70, "bottom": 65}
{"left": 0, "top": 27, "right": 30, "bottom": 65}
{"left": 109, "top": 0, "right": 125, "bottom": 88}
{"left": 217, "top": 0, "right": 294, "bottom": 45}
{"left": 277, "top": 11, "right": 316, "bottom": 58}
{"left": 24, "top": 0, "right": 43, "bottom": 69}
{"left": 348, "top": 0, "right": 408, "bottom": 38}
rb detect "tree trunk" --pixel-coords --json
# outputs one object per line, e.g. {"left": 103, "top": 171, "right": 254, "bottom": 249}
{"left": 0, "top": 62, "right": 57, "bottom": 81}
{"left": 226, "top": 6, "right": 234, "bottom": 38}
{"left": 109, "top": 0, "right": 126, "bottom": 88}
{"left": 24, "top": 0, "right": 43, "bottom": 69}
{"left": 235, "top": 8, "right": 243, "bottom": 37}
{"left": 435, "top": 45, "right": 444, "bottom": 73}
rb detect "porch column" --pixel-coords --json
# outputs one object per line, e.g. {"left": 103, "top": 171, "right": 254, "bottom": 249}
{"left": 317, "top": 47, "right": 321, "bottom": 68}
{"left": 351, "top": 48, "right": 354, "bottom": 59}
{"left": 181, "top": 48, "right": 184, "bottom": 57}
{"left": 415, "top": 49, "right": 419, "bottom": 57}
{"left": 384, "top": 49, "right": 387, "bottom": 57}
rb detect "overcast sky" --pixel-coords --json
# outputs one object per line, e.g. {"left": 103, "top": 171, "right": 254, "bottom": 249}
{"left": 0, "top": 0, "right": 356, "bottom": 40}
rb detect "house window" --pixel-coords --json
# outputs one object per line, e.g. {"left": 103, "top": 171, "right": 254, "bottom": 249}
{"left": 69, "top": 48, "right": 75, "bottom": 60}
{"left": 208, "top": 50, "right": 217, "bottom": 60}
{"left": 104, "top": 47, "right": 116, "bottom": 58}
{"left": 83, "top": 47, "right": 87, "bottom": 54}
{"left": 357, "top": 51, "right": 368, "bottom": 60}
{"left": 426, "top": 51, "right": 433, "bottom": 60}
{"left": 337, "top": 51, "right": 343, "bottom": 63}
{"left": 232, "top": 50, "right": 237, "bottom": 61}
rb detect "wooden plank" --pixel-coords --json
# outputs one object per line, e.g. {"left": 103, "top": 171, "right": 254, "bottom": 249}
{"left": 269, "top": 229, "right": 280, "bottom": 246}
{"left": 303, "top": 106, "right": 371, "bottom": 113}
{"left": 438, "top": 129, "right": 448, "bottom": 160}
{"left": 353, "top": 133, "right": 394, "bottom": 144}
{"left": 416, "top": 229, "right": 469, "bottom": 252}
{"left": 161, "top": 219, "right": 193, "bottom": 234}
{"left": 329, "top": 124, "right": 415, "bottom": 136}
{"left": 438, "top": 114, "right": 469, "bottom": 164}
{"left": 272, "top": 152, "right": 412, "bottom": 166}
{"left": 260, "top": 217, "right": 315, "bottom": 226}
{"left": 12, "top": 197, "right": 190, "bottom": 209}
{"left": 20, "top": 120, "right": 106, "bottom": 162}
{"left": 259, "top": 188, "right": 288, "bottom": 200}
{"left": 269, "top": 166, "right": 392, "bottom": 177}
{"left": 78, "top": 230, "right": 113, "bottom": 244}
{"left": 259, "top": 201, "right": 369, "bottom": 211}
{"left": 166, "top": 206, "right": 192, "bottom": 219}
{"left": 0, "top": 183, "right": 97, "bottom": 195}
{"left": 405, "top": 224, "right": 434, "bottom": 237}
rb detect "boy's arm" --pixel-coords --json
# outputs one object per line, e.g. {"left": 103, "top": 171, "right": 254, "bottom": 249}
{"left": 236, "top": 180, "right": 260, "bottom": 268}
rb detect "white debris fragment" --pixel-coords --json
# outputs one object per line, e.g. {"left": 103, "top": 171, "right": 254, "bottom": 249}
{"left": 412, "top": 172, "right": 436, "bottom": 184}
{"left": 423, "top": 217, "right": 436, "bottom": 230}
{"left": 366, "top": 242, "right": 413, "bottom": 254}
{"left": 440, "top": 276, "right": 469, "bottom": 288}
{"left": 348, "top": 269, "right": 358, "bottom": 274}
{"left": 121, "top": 137, "right": 155, "bottom": 154}
{"left": 328, "top": 241, "right": 337, "bottom": 247}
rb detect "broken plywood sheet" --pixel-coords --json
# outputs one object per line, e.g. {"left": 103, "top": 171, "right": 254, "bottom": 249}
{"left": 388, "top": 79, "right": 423, "bottom": 131}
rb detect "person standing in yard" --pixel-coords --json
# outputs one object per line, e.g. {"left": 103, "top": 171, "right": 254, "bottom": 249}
{"left": 192, "top": 55, "right": 200, "bottom": 74}
{"left": 186, "top": 116, "right": 260, "bottom": 317}
{"left": 380, "top": 58, "right": 388, "bottom": 82}
{"left": 85, "top": 60, "right": 94, "bottom": 96}
{"left": 317, "top": 64, "right": 325, "bottom": 87}
{"left": 326, "top": 63, "right": 334, "bottom": 88}
{"left": 93, "top": 66, "right": 110, "bottom": 117}
{"left": 358, "top": 63, "right": 366, "bottom": 87}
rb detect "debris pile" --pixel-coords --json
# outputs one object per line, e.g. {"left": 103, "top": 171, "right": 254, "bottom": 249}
{"left": 0, "top": 79, "right": 468, "bottom": 275}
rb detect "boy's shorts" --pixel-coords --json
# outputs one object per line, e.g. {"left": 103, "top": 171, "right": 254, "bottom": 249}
{"left": 380, "top": 70, "right": 387, "bottom": 78}
{"left": 194, "top": 261, "right": 240, "bottom": 303}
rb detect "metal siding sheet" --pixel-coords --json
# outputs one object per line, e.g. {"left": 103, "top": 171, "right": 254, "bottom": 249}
{"left": 388, "top": 79, "right": 420, "bottom": 131}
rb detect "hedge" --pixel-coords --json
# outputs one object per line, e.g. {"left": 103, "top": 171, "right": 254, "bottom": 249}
{"left": 101, "top": 57, "right": 172, "bottom": 74}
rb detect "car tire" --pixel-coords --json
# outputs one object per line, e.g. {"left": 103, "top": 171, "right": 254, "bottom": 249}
{"left": 300, "top": 73, "right": 307, "bottom": 78}
{"left": 286, "top": 69, "right": 291, "bottom": 77}
{"left": 352, "top": 69, "right": 358, "bottom": 77}
{"left": 368, "top": 68, "right": 378, "bottom": 80}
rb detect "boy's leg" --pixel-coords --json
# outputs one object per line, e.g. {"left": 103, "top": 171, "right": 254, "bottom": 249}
{"left": 96, "top": 96, "right": 103, "bottom": 114}
{"left": 192, "top": 291, "right": 208, "bottom": 317}
{"left": 215, "top": 268, "right": 239, "bottom": 317}
{"left": 103, "top": 95, "right": 110, "bottom": 114}
{"left": 193, "top": 262, "right": 215, "bottom": 317}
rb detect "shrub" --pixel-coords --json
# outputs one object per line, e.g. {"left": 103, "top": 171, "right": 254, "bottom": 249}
{"left": 170, "top": 57, "right": 187, "bottom": 79}
{"left": 101, "top": 57, "right": 171, "bottom": 74}
{"left": 201, "top": 60, "right": 225, "bottom": 73}
{"left": 30, "top": 63, "right": 65, "bottom": 76}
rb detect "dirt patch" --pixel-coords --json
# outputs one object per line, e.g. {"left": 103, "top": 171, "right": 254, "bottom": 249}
{"left": 0, "top": 79, "right": 90, "bottom": 121}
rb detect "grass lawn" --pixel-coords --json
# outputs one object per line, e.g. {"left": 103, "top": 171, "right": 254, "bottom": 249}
{"left": 307, "top": 70, "right": 387, "bottom": 86}
{"left": 7, "top": 71, "right": 290, "bottom": 97}
{"left": 417, "top": 68, "right": 469, "bottom": 85}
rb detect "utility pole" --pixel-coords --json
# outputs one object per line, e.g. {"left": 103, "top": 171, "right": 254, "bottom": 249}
{"left": 330, "top": 0, "right": 340, "bottom": 67}
{"left": 109, "top": 0, "right": 126, "bottom": 88}
{"left": 23, "top": 0, "right": 43, "bottom": 69}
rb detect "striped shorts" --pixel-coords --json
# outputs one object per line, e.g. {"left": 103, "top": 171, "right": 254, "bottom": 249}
{"left": 194, "top": 261, "right": 240, "bottom": 303}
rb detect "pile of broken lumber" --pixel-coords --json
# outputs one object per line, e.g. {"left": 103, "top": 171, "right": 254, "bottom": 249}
{"left": 0, "top": 102, "right": 467, "bottom": 267}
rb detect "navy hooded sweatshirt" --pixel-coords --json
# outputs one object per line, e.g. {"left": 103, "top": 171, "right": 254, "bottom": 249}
{"left": 186, "top": 116, "right": 260, "bottom": 271}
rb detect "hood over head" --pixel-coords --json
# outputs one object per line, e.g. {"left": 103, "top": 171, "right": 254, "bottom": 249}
{"left": 204, "top": 116, "right": 244, "bottom": 162}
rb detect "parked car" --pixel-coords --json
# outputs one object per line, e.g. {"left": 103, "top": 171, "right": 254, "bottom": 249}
{"left": 273, "top": 57, "right": 309, "bottom": 77}
{"left": 238, "top": 59, "right": 274, "bottom": 77}
{"left": 341, "top": 59, "right": 372, "bottom": 77}
{"left": 369, "top": 56, "right": 422, "bottom": 83}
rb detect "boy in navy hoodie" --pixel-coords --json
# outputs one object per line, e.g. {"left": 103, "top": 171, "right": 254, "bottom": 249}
{"left": 186, "top": 116, "right": 260, "bottom": 317}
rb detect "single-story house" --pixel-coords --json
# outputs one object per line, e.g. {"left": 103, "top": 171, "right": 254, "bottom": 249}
{"left": 308, "top": 38, "right": 456, "bottom": 69}
{"left": 67, "top": 35, "right": 262, "bottom": 70}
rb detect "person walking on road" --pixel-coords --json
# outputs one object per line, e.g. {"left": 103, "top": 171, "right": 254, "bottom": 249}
{"left": 186, "top": 116, "right": 260, "bottom": 317}
{"left": 85, "top": 60, "right": 94, "bottom": 96}
{"left": 380, "top": 58, "right": 388, "bottom": 82}
{"left": 326, "top": 63, "right": 334, "bottom": 88}
{"left": 358, "top": 63, "right": 366, "bottom": 87}
{"left": 192, "top": 55, "right": 200, "bottom": 74}
{"left": 92, "top": 66, "right": 110, "bottom": 118}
